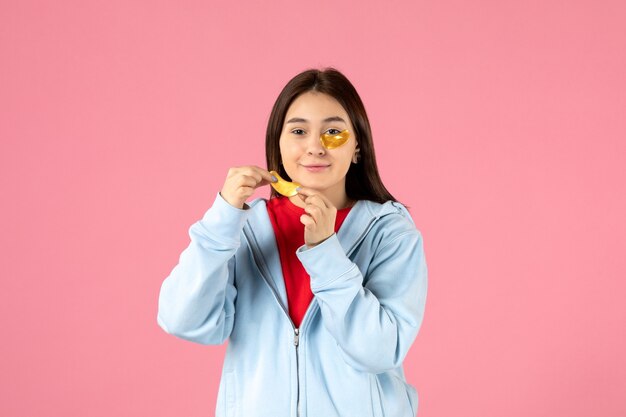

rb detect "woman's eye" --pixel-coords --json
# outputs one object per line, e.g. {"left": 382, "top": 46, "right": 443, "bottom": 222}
{"left": 326, "top": 128, "right": 342, "bottom": 135}
{"left": 291, "top": 129, "right": 305, "bottom": 135}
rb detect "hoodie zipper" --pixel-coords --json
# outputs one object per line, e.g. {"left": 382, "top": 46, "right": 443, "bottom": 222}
{"left": 293, "top": 300, "right": 320, "bottom": 417}
{"left": 242, "top": 214, "right": 383, "bottom": 416}
{"left": 294, "top": 327, "right": 300, "bottom": 416}
{"left": 242, "top": 227, "right": 304, "bottom": 415}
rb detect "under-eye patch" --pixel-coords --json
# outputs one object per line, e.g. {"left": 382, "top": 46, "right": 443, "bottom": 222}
{"left": 320, "top": 130, "right": 350, "bottom": 149}
{"left": 269, "top": 171, "right": 301, "bottom": 197}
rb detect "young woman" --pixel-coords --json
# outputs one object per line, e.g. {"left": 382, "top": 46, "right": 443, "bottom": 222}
{"left": 157, "top": 68, "right": 428, "bottom": 417}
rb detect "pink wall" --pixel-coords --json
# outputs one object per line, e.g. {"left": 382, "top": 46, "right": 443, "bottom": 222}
{"left": 2, "top": 1, "right": 625, "bottom": 416}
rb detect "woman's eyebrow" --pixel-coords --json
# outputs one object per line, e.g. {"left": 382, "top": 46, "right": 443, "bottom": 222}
{"left": 322, "top": 116, "right": 346, "bottom": 124}
{"left": 285, "top": 117, "right": 308, "bottom": 124}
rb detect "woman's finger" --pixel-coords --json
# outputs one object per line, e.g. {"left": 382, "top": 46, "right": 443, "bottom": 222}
{"left": 309, "top": 191, "right": 334, "bottom": 209}
{"left": 306, "top": 195, "right": 331, "bottom": 213}
{"left": 247, "top": 166, "right": 276, "bottom": 185}
{"left": 300, "top": 213, "right": 316, "bottom": 227}
{"left": 304, "top": 204, "right": 322, "bottom": 221}
{"left": 231, "top": 166, "right": 275, "bottom": 187}
{"left": 297, "top": 188, "right": 329, "bottom": 209}
{"left": 237, "top": 175, "right": 260, "bottom": 188}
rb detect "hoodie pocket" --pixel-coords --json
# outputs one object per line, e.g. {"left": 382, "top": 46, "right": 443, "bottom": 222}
{"left": 370, "top": 373, "right": 418, "bottom": 417}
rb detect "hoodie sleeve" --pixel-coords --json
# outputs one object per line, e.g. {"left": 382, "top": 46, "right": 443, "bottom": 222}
{"left": 156, "top": 192, "right": 249, "bottom": 345}
{"left": 296, "top": 222, "right": 428, "bottom": 374}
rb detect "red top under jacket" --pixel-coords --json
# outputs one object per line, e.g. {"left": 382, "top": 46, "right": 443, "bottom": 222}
{"left": 266, "top": 196, "right": 352, "bottom": 328}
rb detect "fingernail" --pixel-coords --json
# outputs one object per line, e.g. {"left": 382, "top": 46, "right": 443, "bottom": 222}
{"left": 296, "top": 186, "right": 302, "bottom": 191}
{"left": 271, "top": 175, "right": 278, "bottom": 182}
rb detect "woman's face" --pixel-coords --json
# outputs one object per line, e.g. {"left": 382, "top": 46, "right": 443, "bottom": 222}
{"left": 279, "top": 91, "right": 358, "bottom": 204}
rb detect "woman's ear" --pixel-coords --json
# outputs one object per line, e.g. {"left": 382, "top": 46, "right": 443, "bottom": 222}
{"left": 352, "top": 146, "right": 361, "bottom": 164}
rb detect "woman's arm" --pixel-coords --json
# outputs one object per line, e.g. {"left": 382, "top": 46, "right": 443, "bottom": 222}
{"left": 297, "top": 223, "right": 428, "bottom": 373}
{"left": 157, "top": 192, "right": 249, "bottom": 345}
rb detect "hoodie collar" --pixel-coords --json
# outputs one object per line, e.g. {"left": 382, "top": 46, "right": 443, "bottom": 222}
{"left": 241, "top": 197, "right": 408, "bottom": 308}
{"left": 247, "top": 198, "right": 402, "bottom": 250}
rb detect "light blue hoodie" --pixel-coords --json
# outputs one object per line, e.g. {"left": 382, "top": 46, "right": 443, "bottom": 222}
{"left": 157, "top": 192, "right": 428, "bottom": 417}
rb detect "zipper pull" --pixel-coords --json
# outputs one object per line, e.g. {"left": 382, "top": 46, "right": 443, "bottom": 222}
{"left": 294, "top": 328, "right": 300, "bottom": 347}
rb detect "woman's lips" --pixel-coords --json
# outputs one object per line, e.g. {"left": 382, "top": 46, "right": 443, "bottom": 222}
{"left": 302, "top": 164, "right": 330, "bottom": 172}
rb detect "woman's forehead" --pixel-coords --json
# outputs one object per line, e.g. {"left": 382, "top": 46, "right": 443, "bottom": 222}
{"left": 285, "top": 91, "right": 350, "bottom": 122}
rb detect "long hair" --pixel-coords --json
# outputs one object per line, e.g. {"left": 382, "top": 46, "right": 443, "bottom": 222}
{"left": 265, "top": 68, "right": 398, "bottom": 204}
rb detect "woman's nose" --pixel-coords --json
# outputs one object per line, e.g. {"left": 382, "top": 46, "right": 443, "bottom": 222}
{"left": 306, "top": 134, "right": 326, "bottom": 155}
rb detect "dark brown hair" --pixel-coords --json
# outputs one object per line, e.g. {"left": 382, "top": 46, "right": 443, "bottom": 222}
{"left": 265, "top": 67, "right": 398, "bottom": 204}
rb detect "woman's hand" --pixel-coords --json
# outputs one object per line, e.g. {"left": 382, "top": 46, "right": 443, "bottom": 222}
{"left": 297, "top": 188, "right": 337, "bottom": 248}
{"left": 220, "top": 166, "right": 276, "bottom": 209}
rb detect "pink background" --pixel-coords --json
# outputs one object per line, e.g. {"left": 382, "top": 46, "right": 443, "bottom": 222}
{"left": 2, "top": 1, "right": 625, "bottom": 416}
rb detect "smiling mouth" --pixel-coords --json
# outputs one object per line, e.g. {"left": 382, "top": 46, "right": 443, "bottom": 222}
{"left": 302, "top": 164, "right": 330, "bottom": 172}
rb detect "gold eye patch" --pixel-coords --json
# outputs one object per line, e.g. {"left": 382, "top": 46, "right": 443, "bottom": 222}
{"left": 320, "top": 129, "right": 350, "bottom": 149}
{"left": 269, "top": 170, "right": 301, "bottom": 197}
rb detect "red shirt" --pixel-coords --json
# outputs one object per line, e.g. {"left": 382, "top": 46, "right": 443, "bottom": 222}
{"left": 266, "top": 196, "right": 352, "bottom": 328}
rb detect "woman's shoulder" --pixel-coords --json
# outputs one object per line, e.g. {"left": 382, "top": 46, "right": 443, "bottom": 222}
{"left": 355, "top": 200, "right": 421, "bottom": 243}
{"left": 359, "top": 199, "right": 418, "bottom": 229}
